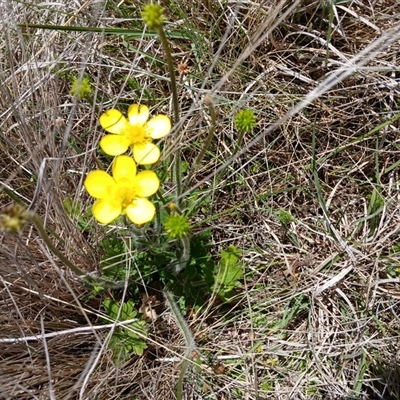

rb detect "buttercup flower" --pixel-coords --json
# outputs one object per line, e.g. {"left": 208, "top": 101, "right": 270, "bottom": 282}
{"left": 99, "top": 104, "right": 171, "bottom": 165}
{"left": 84, "top": 155, "right": 159, "bottom": 225}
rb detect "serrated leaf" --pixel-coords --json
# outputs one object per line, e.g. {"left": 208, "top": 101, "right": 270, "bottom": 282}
{"left": 109, "top": 333, "right": 134, "bottom": 365}
{"left": 103, "top": 299, "right": 138, "bottom": 321}
{"left": 121, "top": 300, "right": 136, "bottom": 320}
{"left": 103, "top": 299, "right": 121, "bottom": 320}
{"left": 131, "top": 338, "right": 147, "bottom": 356}
{"left": 108, "top": 326, "right": 147, "bottom": 364}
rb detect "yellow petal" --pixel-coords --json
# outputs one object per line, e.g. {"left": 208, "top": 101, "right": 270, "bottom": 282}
{"left": 127, "top": 104, "right": 149, "bottom": 126}
{"left": 84, "top": 170, "right": 114, "bottom": 198}
{"left": 126, "top": 198, "right": 155, "bottom": 225}
{"left": 100, "top": 134, "right": 131, "bottom": 156}
{"left": 92, "top": 199, "right": 121, "bottom": 224}
{"left": 99, "top": 109, "right": 128, "bottom": 134}
{"left": 112, "top": 155, "right": 137, "bottom": 183}
{"left": 148, "top": 115, "right": 171, "bottom": 139}
{"left": 133, "top": 143, "right": 160, "bottom": 165}
{"left": 135, "top": 170, "right": 160, "bottom": 197}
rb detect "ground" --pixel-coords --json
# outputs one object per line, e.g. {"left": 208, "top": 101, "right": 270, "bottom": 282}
{"left": 1, "top": 0, "right": 400, "bottom": 399}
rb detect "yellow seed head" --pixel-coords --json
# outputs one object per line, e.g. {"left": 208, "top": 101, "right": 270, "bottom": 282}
{"left": 234, "top": 109, "right": 257, "bottom": 133}
{"left": 164, "top": 214, "right": 190, "bottom": 239}
{"left": 0, "top": 204, "right": 31, "bottom": 233}
{"left": 71, "top": 76, "right": 92, "bottom": 100}
{"left": 141, "top": 3, "right": 165, "bottom": 30}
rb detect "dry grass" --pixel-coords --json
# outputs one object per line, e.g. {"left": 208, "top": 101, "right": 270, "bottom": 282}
{"left": 1, "top": 0, "right": 400, "bottom": 399}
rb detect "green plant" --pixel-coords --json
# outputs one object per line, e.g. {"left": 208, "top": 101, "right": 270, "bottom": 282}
{"left": 212, "top": 246, "right": 243, "bottom": 301}
{"left": 4, "top": 9, "right": 250, "bottom": 397}
{"left": 102, "top": 299, "right": 148, "bottom": 364}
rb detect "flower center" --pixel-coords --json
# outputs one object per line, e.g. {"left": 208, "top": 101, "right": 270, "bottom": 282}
{"left": 124, "top": 123, "right": 151, "bottom": 146}
{"left": 121, "top": 189, "right": 136, "bottom": 210}
{"left": 110, "top": 180, "right": 137, "bottom": 211}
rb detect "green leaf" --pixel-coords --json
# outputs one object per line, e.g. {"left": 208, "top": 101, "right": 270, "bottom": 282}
{"left": 103, "top": 299, "right": 137, "bottom": 321}
{"left": 367, "top": 187, "right": 384, "bottom": 235}
{"left": 22, "top": 24, "right": 191, "bottom": 39}
{"left": 103, "top": 298, "right": 121, "bottom": 320}
{"left": 213, "top": 246, "right": 243, "bottom": 300}
{"left": 391, "top": 243, "right": 400, "bottom": 255}
{"left": 216, "top": 246, "right": 243, "bottom": 287}
{"left": 109, "top": 331, "right": 147, "bottom": 364}
{"left": 120, "top": 300, "right": 135, "bottom": 320}
{"left": 102, "top": 299, "right": 148, "bottom": 365}
{"left": 63, "top": 197, "right": 81, "bottom": 216}
{"left": 90, "top": 284, "right": 105, "bottom": 296}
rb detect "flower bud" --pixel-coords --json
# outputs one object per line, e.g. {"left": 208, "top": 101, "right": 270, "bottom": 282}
{"left": 234, "top": 109, "right": 257, "bottom": 133}
{"left": 71, "top": 76, "right": 92, "bottom": 100}
{"left": 0, "top": 204, "right": 31, "bottom": 233}
{"left": 164, "top": 214, "right": 190, "bottom": 239}
{"left": 141, "top": 3, "right": 165, "bottom": 30}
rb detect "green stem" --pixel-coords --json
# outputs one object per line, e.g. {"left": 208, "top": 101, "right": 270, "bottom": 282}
{"left": 156, "top": 25, "right": 182, "bottom": 203}
{"left": 234, "top": 128, "right": 246, "bottom": 156}
{"left": 156, "top": 27, "right": 179, "bottom": 126}
{"left": 83, "top": 93, "right": 101, "bottom": 115}
{"left": 185, "top": 96, "right": 216, "bottom": 190}
{"left": 32, "top": 214, "right": 86, "bottom": 277}
{"left": 0, "top": 185, "right": 24, "bottom": 205}
{"left": 31, "top": 214, "right": 127, "bottom": 289}
{"left": 173, "top": 234, "right": 191, "bottom": 274}
{"left": 163, "top": 289, "right": 197, "bottom": 400}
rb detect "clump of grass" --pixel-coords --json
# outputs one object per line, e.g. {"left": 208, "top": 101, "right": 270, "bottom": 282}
{"left": 1, "top": 0, "right": 400, "bottom": 399}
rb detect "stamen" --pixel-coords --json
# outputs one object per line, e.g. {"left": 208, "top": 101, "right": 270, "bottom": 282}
{"left": 125, "top": 124, "right": 151, "bottom": 146}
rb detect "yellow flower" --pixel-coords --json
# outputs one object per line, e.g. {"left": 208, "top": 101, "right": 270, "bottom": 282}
{"left": 99, "top": 104, "right": 171, "bottom": 165}
{"left": 84, "top": 155, "right": 159, "bottom": 225}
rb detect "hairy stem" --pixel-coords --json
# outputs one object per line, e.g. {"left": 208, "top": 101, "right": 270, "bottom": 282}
{"left": 156, "top": 25, "right": 182, "bottom": 204}
{"left": 173, "top": 234, "right": 191, "bottom": 274}
{"left": 32, "top": 214, "right": 127, "bottom": 289}
{"left": 163, "top": 289, "right": 197, "bottom": 400}
{"left": 185, "top": 95, "right": 216, "bottom": 191}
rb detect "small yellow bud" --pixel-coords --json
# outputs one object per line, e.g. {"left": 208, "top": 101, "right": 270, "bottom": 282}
{"left": 141, "top": 3, "right": 165, "bottom": 30}
{"left": 0, "top": 204, "right": 31, "bottom": 233}
{"left": 71, "top": 76, "right": 92, "bottom": 100}
{"left": 234, "top": 109, "right": 257, "bottom": 133}
{"left": 164, "top": 214, "right": 190, "bottom": 239}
